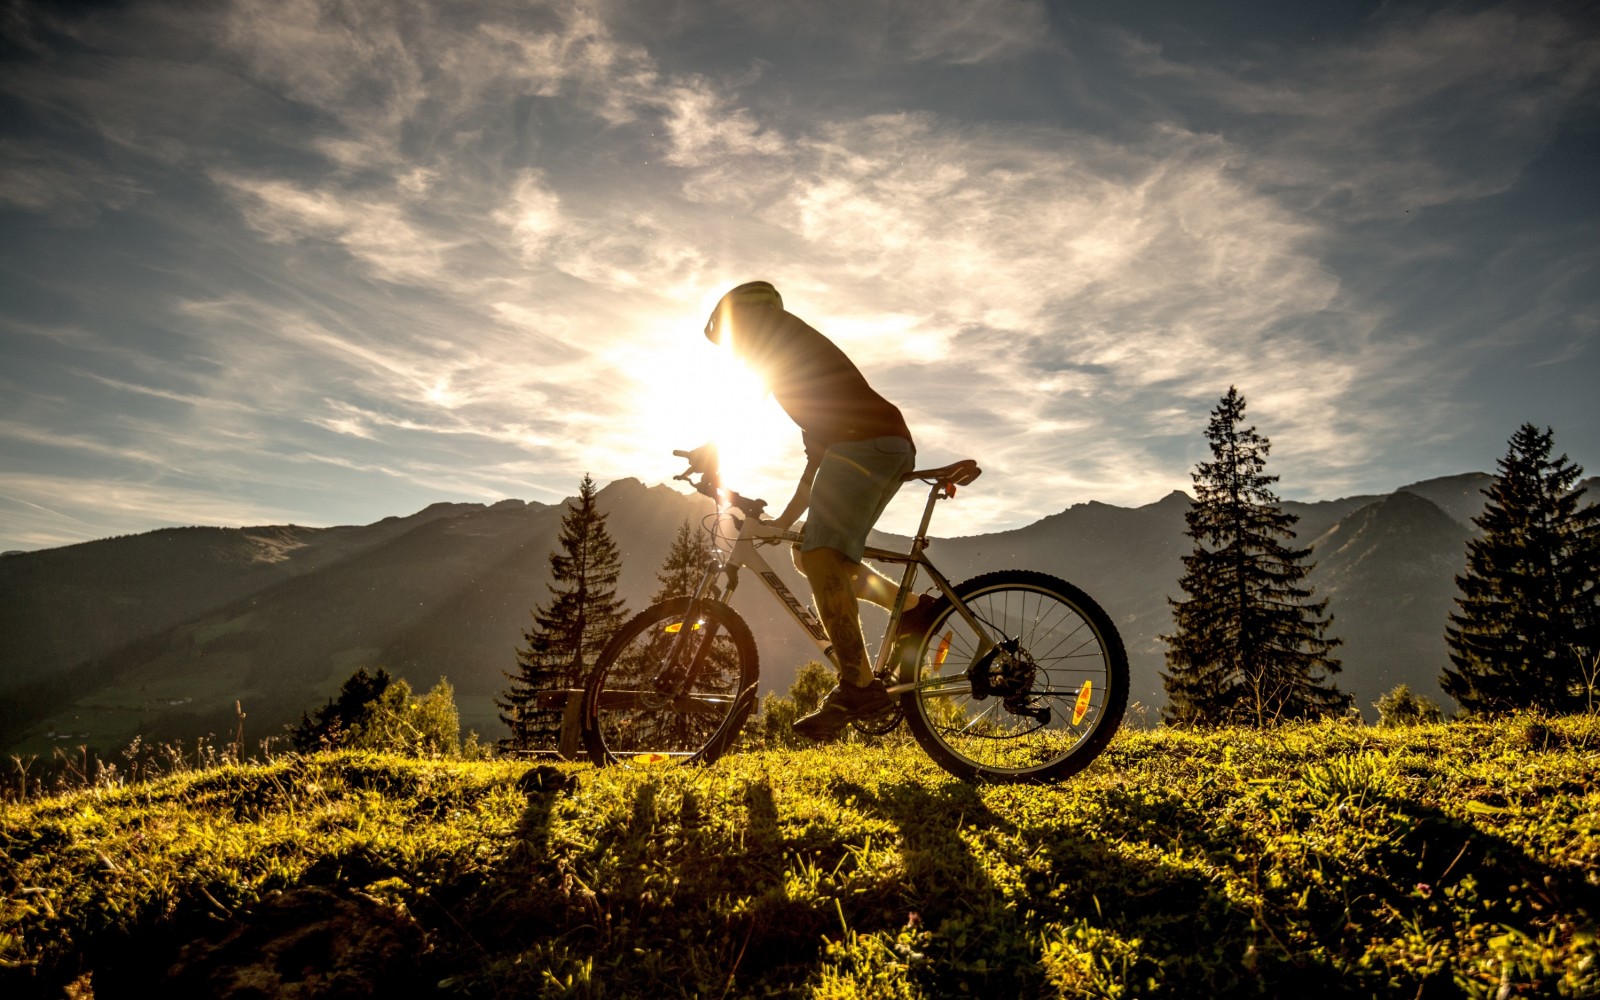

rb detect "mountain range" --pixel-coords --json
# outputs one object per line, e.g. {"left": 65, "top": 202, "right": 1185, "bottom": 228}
{"left": 3, "top": 472, "right": 1591, "bottom": 756}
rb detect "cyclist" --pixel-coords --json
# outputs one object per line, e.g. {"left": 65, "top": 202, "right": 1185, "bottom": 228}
{"left": 701, "top": 280, "right": 930, "bottom": 740}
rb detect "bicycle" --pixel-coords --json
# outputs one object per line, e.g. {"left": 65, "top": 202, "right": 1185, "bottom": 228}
{"left": 579, "top": 449, "right": 1129, "bottom": 783}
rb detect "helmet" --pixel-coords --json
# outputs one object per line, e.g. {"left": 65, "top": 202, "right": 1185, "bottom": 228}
{"left": 704, "top": 281, "right": 782, "bottom": 342}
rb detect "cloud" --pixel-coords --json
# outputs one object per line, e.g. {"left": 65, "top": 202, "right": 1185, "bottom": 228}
{"left": 725, "top": 0, "right": 1057, "bottom": 66}
{"left": 632, "top": 104, "right": 1397, "bottom": 510}
{"left": 1118, "top": 5, "right": 1600, "bottom": 218}
{"left": 898, "top": 0, "right": 1057, "bottom": 65}
{"left": 1, "top": 0, "right": 1596, "bottom": 551}
{"left": 0, "top": 471, "right": 305, "bottom": 550}
{"left": 214, "top": 172, "right": 456, "bottom": 284}
{"left": 0, "top": 420, "right": 171, "bottom": 469}
{"left": 0, "top": 142, "right": 148, "bottom": 225}
{"left": 659, "top": 82, "right": 791, "bottom": 169}
{"left": 216, "top": 0, "right": 669, "bottom": 154}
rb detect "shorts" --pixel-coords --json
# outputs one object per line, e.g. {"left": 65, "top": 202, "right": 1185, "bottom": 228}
{"left": 800, "top": 436, "right": 915, "bottom": 564}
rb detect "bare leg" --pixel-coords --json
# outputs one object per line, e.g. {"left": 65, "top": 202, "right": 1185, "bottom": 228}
{"left": 799, "top": 546, "right": 874, "bottom": 687}
{"left": 852, "top": 562, "right": 903, "bottom": 610}
{"left": 791, "top": 544, "right": 915, "bottom": 611}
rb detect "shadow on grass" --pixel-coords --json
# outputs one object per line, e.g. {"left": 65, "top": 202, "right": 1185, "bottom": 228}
{"left": 18, "top": 749, "right": 1595, "bottom": 999}
{"left": 1061, "top": 775, "right": 1600, "bottom": 998}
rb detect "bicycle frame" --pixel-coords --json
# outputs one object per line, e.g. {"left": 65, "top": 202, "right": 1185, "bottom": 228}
{"left": 586, "top": 451, "right": 1127, "bottom": 780}
{"left": 682, "top": 475, "right": 993, "bottom": 695}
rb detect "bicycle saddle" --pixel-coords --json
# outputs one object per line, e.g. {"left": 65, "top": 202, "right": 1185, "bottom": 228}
{"left": 905, "top": 459, "right": 982, "bottom": 489}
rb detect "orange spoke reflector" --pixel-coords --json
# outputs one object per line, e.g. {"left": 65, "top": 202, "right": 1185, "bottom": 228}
{"left": 1073, "top": 680, "right": 1093, "bottom": 726}
{"left": 934, "top": 633, "right": 951, "bottom": 668}
{"left": 663, "top": 620, "right": 703, "bottom": 633}
{"left": 632, "top": 753, "right": 671, "bottom": 765}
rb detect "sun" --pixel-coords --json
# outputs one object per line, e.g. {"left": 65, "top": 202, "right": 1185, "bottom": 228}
{"left": 628, "top": 323, "right": 798, "bottom": 499}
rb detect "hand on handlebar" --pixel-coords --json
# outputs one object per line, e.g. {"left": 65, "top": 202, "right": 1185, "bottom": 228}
{"left": 672, "top": 441, "right": 719, "bottom": 476}
{"left": 669, "top": 446, "right": 768, "bottom": 516}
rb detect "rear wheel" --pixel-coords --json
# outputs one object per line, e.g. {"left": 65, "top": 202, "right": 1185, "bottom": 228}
{"left": 897, "top": 571, "right": 1127, "bottom": 783}
{"left": 581, "top": 598, "right": 759, "bottom": 767}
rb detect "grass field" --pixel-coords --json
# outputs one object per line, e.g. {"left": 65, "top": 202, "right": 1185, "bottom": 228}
{"left": 2, "top": 717, "right": 1596, "bottom": 997}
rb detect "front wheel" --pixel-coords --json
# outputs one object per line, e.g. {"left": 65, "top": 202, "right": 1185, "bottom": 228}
{"left": 581, "top": 597, "right": 759, "bottom": 767}
{"left": 898, "top": 570, "right": 1128, "bottom": 784}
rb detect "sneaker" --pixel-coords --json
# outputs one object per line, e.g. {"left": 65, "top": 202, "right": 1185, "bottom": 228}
{"left": 792, "top": 679, "right": 895, "bottom": 741}
{"left": 895, "top": 597, "right": 941, "bottom": 642}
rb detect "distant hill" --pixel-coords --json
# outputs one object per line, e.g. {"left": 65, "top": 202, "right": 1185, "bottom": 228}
{"left": 0, "top": 482, "right": 717, "bottom": 753}
{"left": 1309, "top": 490, "right": 1473, "bottom": 706}
{"left": 1396, "top": 472, "right": 1494, "bottom": 526}
{"left": 2, "top": 470, "right": 1577, "bottom": 755}
{"left": 0, "top": 503, "right": 487, "bottom": 690}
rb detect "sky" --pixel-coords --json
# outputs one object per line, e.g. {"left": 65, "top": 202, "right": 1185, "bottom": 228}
{"left": 1, "top": 0, "right": 1597, "bottom": 552}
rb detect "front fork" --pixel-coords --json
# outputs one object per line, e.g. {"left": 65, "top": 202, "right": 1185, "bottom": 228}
{"left": 655, "top": 560, "right": 738, "bottom": 701}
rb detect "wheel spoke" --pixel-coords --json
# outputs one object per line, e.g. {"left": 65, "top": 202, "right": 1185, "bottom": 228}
{"left": 584, "top": 598, "right": 758, "bottom": 766}
{"left": 954, "top": 700, "right": 1001, "bottom": 735}
{"left": 901, "top": 572, "right": 1127, "bottom": 783}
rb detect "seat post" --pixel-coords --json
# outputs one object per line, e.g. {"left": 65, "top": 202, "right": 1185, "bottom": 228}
{"left": 910, "top": 481, "right": 943, "bottom": 550}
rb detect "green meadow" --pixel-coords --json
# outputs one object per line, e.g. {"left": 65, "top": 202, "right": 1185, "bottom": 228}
{"left": 3, "top": 717, "right": 1596, "bottom": 997}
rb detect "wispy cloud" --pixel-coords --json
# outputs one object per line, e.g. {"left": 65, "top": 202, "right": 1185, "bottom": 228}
{"left": 0, "top": 0, "right": 1595, "bottom": 550}
{"left": 0, "top": 141, "right": 147, "bottom": 225}
{"left": 726, "top": 0, "right": 1058, "bottom": 66}
{"left": 213, "top": 173, "right": 457, "bottom": 285}
{"left": 0, "top": 471, "right": 306, "bottom": 550}
{"left": 1118, "top": 6, "right": 1600, "bottom": 218}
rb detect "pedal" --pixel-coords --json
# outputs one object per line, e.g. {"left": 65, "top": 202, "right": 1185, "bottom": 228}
{"left": 850, "top": 702, "right": 903, "bottom": 736}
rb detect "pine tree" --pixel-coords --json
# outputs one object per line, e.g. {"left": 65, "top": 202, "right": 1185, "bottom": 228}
{"left": 1161, "top": 387, "right": 1349, "bottom": 726}
{"left": 497, "top": 474, "right": 629, "bottom": 750}
{"left": 292, "top": 666, "right": 393, "bottom": 751}
{"left": 650, "top": 519, "right": 712, "bottom": 604}
{"left": 1442, "top": 424, "right": 1600, "bottom": 714}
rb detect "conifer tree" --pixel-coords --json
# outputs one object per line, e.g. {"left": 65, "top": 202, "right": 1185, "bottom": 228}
{"left": 650, "top": 519, "right": 712, "bottom": 604}
{"left": 292, "top": 666, "right": 393, "bottom": 751}
{"left": 1442, "top": 424, "right": 1600, "bottom": 714}
{"left": 497, "top": 474, "right": 628, "bottom": 750}
{"left": 1161, "top": 387, "right": 1349, "bottom": 726}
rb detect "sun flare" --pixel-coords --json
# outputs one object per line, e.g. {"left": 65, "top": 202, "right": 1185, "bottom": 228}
{"left": 628, "top": 323, "right": 798, "bottom": 501}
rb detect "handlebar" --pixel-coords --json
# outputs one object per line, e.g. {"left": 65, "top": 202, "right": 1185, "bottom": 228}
{"left": 672, "top": 446, "right": 767, "bottom": 517}
{"left": 672, "top": 444, "right": 718, "bottom": 475}
{"left": 669, "top": 446, "right": 981, "bottom": 533}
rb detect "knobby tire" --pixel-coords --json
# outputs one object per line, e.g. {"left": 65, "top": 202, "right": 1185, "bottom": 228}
{"left": 581, "top": 597, "right": 759, "bottom": 767}
{"left": 896, "top": 570, "right": 1128, "bottom": 783}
